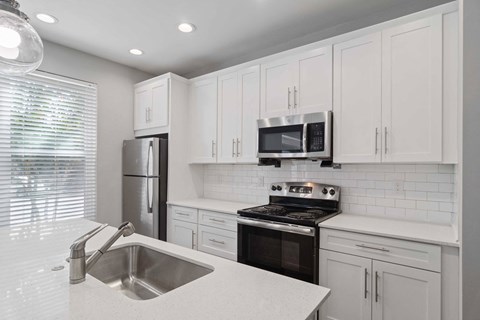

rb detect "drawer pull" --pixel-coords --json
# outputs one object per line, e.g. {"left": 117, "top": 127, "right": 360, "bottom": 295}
{"left": 176, "top": 212, "right": 190, "bottom": 217}
{"left": 209, "top": 218, "right": 226, "bottom": 223}
{"left": 356, "top": 244, "right": 390, "bottom": 252}
{"left": 209, "top": 238, "right": 225, "bottom": 245}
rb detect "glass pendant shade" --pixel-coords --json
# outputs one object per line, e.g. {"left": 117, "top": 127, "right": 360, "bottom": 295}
{"left": 0, "top": 2, "right": 43, "bottom": 76}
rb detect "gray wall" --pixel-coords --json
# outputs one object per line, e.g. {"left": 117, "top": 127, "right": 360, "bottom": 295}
{"left": 39, "top": 40, "right": 153, "bottom": 226}
{"left": 462, "top": 0, "right": 480, "bottom": 318}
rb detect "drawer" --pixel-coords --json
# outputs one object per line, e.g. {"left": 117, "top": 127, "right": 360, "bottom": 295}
{"left": 198, "top": 225, "right": 237, "bottom": 261}
{"left": 171, "top": 206, "right": 198, "bottom": 223}
{"left": 199, "top": 210, "right": 237, "bottom": 231}
{"left": 319, "top": 228, "right": 441, "bottom": 272}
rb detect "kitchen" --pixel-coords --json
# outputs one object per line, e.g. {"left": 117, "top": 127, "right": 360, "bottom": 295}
{"left": 0, "top": 0, "right": 478, "bottom": 319}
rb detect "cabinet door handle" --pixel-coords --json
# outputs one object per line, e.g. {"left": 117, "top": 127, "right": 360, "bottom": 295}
{"left": 209, "top": 218, "right": 226, "bottom": 223}
{"left": 375, "top": 128, "right": 379, "bottom": 154}
{"left": 294, "top": 86, "right": 298, "bottom": 108}
{"left": 288, "top": 87, "right": 291, "bottom": 109}
{"left": 364, "top": 268, "right": 368, "bottom": 299}
{"left": 232, "top": 139, "right": 236, "bottom": 158}
{"left": 176, "top": 212, "right": 190, "bottom": 217}
{"left": 192, "top": 231, "right": 195, "bottom": 249}
{"left": 356, "top": 244, "right": 390, "bottom": 252}
{"left": 375, "top": 271, "right": 379, "bottom": 303}
{"left": 236, "top": 138, "right": 240, "bottom": 157}
{"left": 384, "top": 127, "right": 388, "bottom": 154}
{"left": 209, "top": 238, "right": 225, "bottom": 245}
{"left": 212, "top": 140, "right": 216, "bottom": 157}
{"left": 145, "top": 108, "right": 148, "bottom": 122}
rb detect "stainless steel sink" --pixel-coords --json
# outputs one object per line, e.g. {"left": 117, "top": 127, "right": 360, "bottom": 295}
{"left": 87, "top": 244, "right": 213, "bottom": 300}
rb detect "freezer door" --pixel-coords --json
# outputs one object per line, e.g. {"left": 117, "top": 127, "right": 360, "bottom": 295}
{"left": 122, "top": 138, "right": 160, "bottom": 176}
{"left": 122, "top": 176, "right": 159, "bottom": 238}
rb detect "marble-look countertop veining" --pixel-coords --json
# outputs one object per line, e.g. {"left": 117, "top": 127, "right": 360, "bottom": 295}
{"left": 319, "top": 214, "right": 459, "bottom": 247}
{"left": 167, "top": 198, "right": 258, "bottom": 215}
{"left": 0, "top": 218, "right": 329, "bottom": 320}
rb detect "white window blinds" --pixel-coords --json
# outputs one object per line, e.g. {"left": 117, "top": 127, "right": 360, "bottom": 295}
{"left": 0, "top": 71, "right": 97, "bottom": 227}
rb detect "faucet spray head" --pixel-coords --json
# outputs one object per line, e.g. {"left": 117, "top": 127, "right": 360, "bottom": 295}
{"left": 118, "top": 221, "right": 135, "bottom": 237}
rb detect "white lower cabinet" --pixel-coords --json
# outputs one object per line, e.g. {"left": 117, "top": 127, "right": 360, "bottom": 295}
{"left": 170, "top": 219, "right": 197, "bottom": 250}
{"left": 319, "top": 230, "right": 441, "bottom": 320}
{"left": 320, "top": 250, "right": 372, "bottom": 320}
{"left": 197, "top": 225, "right": 237, "bottom": 261}
{"left": 168, "top": 205, "right": 238, "bottom": 261}
{"left": 373, "top": 260, "right": 440, "bottom": 320}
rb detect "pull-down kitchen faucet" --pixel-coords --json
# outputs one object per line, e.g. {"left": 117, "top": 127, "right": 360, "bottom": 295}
{"left": 69, "top": 221, "right": 135, "bottom": 284}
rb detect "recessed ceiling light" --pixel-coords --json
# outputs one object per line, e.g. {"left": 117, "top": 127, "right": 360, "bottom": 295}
{"left": 129, "top": 49, "right": 144, "bottom": 56}
{"left": 36, "top": 13, "right": 58, "bottom": 24}
{"left": 178, "top": 23, "right": 196, "bottom": 33}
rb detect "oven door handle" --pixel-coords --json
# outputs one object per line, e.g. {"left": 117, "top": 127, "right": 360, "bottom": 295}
{"left": 237, "top": 217, "right": 316, "bottom": 237}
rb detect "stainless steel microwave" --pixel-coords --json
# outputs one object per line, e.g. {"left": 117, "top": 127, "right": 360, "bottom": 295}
{"left": 257, "top": 111, "right": 332, "bottom": 160}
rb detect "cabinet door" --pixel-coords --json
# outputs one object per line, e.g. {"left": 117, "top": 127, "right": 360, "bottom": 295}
{"left": 319, "top": 250, "right": 372, "bottom": 320}
{"left": 217, "top": 72, "right": 239, "bottom": 163}
{"left": 237, "top": 65, "right": 260, "bottom": 163}
{"left": 134, "top": 86, "right": 150, "bottom": 130}
{"left": 171, "top": 219, "right": 197, "bottom": 250}
{"left": 293, "top": 46, "right": 333, "bottom": 114}
{"left": 372, "top": 261, "right": 441, "bottom": 320}
{"left": 260, "top": 58, "right": 293, "bottom": 118}
{"left": 189, "top": 77, "right": 218, "bottom": 163}
{"left": 381, "top": 16, "right": 442, "bottom": 162}
{"left": 150, "top": 78, "right": 169, "bottom": 128}
{"left": 333, "top": 33, "right": 382, "bottom": 163}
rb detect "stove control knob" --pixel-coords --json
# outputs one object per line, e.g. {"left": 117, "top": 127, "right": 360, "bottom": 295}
{"left": 322, "top": 188, "right": 328, "bottom": 195}
{"left": 329, "top": 189, "right": 336, "bottom": 196}
{"left": 276, "top": 185, "right": 282, "bottom": 191}
{"left": 271, "top": 185, "right": 277, "bottom": 191}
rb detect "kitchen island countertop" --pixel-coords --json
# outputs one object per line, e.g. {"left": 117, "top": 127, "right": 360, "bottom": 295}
{"left": 0, "top": 218, "right": 329, "bottom": 320}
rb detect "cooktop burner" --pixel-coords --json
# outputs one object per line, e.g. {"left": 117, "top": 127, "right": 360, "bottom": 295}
{"left": 237, "top": 182, "right": 341, "bottom": 227}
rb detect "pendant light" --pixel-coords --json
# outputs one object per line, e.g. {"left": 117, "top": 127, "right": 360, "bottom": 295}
{"left": 0, "top": 0, "right": 43, "bottom": 76}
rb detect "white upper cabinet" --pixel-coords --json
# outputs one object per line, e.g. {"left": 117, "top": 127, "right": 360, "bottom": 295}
{"left": 260, "top": 45, "right": 333, "bottom": 118}
{"left": 334, "top": 14, "right": 448, "bottom": 164}
{"left": 217, "top": 72, "right": 239, "bottom": 163}
{"left": 260, "top": 58, "right": 292, "bottom": 118}
{"left": 333, "top": 33, "right": 382, "bottom": 163}
{"left": 134, "top": 77, "right": 169, "bottom": 132}
{"left": 217, "top": 66, "right": 260, "bottom": 164}
{"left": 237, "top": 66, "right": 260, "bottom": 163}
{"left": 293, "top": 46, "right": 333, "bottom": 114}
{"left": 189, "top": 77, "right": 218, "bottom": 163}
{"left": 382, "top": 16, "right": 443, "bottom": 163}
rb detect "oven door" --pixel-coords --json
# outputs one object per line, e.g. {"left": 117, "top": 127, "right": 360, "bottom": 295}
{"left": 237, "top": 217, "right": 318, "bottom": 284}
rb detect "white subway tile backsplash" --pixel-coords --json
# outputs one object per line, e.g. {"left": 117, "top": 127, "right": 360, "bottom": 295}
{"left": 203, "top": 163, "right": 456, "bottom": 225}
{"left": 405, "top": 173, "right": 427, "bottom": 182}
{"left": 395, "top": 199, "right": 417, "bottom": 209}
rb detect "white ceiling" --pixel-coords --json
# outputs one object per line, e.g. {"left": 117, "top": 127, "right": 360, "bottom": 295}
{"left": 19, "top": 0, "right": 450, "bottom": 78}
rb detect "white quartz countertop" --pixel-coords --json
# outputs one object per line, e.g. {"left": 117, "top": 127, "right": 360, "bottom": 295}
{"left": 319, "top": 214, "right": 459, "bottom": 247}
{"left": 1, "top": 218, "right": 329, "bottom": 320}
{"left": 167, "top": 198, "right": 258, "bottom": 215}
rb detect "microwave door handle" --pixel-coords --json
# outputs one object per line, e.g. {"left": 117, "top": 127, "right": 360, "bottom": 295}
{"left": 302, "top": 123, "right": 308, "bottom": 153}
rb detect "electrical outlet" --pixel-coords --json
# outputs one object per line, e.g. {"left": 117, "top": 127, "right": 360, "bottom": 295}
{"left": 394, "top": 181, "right": 404, "bottom": 192}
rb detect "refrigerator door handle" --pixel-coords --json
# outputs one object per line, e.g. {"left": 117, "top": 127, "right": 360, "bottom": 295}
{"left": 147, "top": 178, "right": 153, "bottom": 214}
{"left": 147, "top": 141, "right": 153, "bottom": 176}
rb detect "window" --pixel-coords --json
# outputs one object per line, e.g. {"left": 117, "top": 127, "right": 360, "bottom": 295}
{"left": 0, "top": 71, "right": 97, "bottom": 227}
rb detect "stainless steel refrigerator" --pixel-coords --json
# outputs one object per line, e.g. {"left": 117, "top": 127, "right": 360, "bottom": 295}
{"left": 122, "top": 138, "right": 168, "bottom": 240}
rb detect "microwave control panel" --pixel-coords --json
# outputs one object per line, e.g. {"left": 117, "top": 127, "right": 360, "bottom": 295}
{"left": 307, "top": 122, "right": 325, "bottom": 152}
